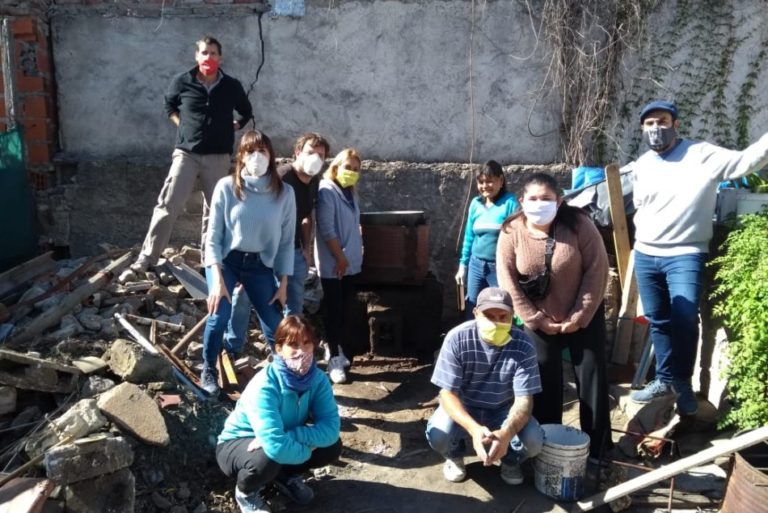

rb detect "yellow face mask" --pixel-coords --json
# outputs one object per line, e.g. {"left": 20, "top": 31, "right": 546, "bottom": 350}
{"left": 476, "top": 315, "right": 512, "bottom": 347}
{"left": 336, "top": 168, "right": 360, "bottom": 188}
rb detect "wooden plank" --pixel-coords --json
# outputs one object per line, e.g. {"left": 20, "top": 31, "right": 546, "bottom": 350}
{"left": 8, "top": 252, "right": 133, "bottom": 346}
{"left": 605, "top": 163, "right": 632, "bottom": 287}
{"left": 0, "top": 349, "right": 80, "bottom": 393}
{"left": 611, "top": 250, "right": 639, "bottom": 364}
{"left": 0, "top": 252, "right": 55, "bottom": 298}
{"left": 125, "top": 314, "right": 185, "bottom": 333}
{"left": 220, "top": 351, "right": 239, "bottom": 388}
{"left": 170, "top": 314, "right": 208, "bottom": 355}
{"left": 0, "top": 477, "right": 55, "bottom": 513}
{"left": 575, "top": 426, "right": 768, "bottom": 511}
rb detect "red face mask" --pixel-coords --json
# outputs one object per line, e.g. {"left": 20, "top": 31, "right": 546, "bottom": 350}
{"left": 199, "top": 59, "right": 219, "bottom": 76}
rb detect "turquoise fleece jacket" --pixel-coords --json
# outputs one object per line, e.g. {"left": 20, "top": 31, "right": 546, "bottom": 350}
{"left": 217, "top": 363, "right": 340, "bottom": 465}
{"left": 459, "top": 191, "right": 519, "bottom": 265}
{"left": 628, "top": 133, "right": 768, "bottom": 256}
{"left": 205, "top": 175, "right": 296, "bottom": 276}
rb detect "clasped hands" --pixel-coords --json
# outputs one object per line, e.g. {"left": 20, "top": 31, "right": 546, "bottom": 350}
{"left": 470, "top": 425, "right": 514, "bottom": 467}
{"left": 538, "top": 317, "right": 579, "bottom": 335}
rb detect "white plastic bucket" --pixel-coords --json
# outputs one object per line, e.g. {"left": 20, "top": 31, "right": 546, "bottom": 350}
{"left": 534, "top": 424, "right": 591, "bottom": 501}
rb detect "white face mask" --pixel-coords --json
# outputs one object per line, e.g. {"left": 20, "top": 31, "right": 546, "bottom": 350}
{"left": 243, "top": 152, "right": 269, "bottom": 177}
{"left": 301, "top": 153, "right": 324, "bottom": 177}
{"left": 523, "top": 200, "right": 558, "bottom": 226}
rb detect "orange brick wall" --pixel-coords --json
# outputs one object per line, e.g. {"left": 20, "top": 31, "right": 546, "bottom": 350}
{"left": 1, "top": 16, "right": 57, "bottom": 174}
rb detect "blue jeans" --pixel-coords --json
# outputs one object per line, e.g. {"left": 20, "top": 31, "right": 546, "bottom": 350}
{"left": 425, "top": 404, "right": 544, "bottom": 466}
{"left": 224, "top": 248, "right": 307, "bottom": 352}
{"left": 203, "top": 251, "right": 283, "bottom": 369}
{"left": 633, "top": 250, "right": 707, "bottom": 383}
{"left": 466, "top": 255, "right": 498, "bottom": 318}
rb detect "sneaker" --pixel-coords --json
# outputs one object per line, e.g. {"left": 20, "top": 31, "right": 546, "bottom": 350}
{"left": 629, "top": 379, "right": 673, "bottom": 404}
{"left": 442, "top": 457, "right": 466, "bottom": 482}
{"left": 320, "top": 341, "right": 332, "bottom": 363}
{"left": 129, "top": 253, "right": 153, "bottom": 273}
{"left": 235, "top": 486, "right": 271, "bottom": 513}
{"left": 200, "top": 367, "right": 220, "bottom": 396}
{"left": 500, "top": 463, "right": 524, "bottom": 485}
{"left": 328, "top": 356, "right": 347, "bottom": 384}
{"left": 337, "top": 346, "right": 351, "bottom": 368}
{"left": 672, "top": 379, "right": 699, "bottom": 416}
{"left": 275, "top": 474, "right": 315, "bottom": 505}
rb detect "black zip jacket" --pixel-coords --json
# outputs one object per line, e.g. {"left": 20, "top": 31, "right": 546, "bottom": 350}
{"left": 164, "top": 67, "right": 253, "bottom": 155}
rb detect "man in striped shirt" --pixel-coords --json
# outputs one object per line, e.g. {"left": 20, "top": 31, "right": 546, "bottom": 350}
{"left": 426, "top": 287, "right": 544, "bottom": 485}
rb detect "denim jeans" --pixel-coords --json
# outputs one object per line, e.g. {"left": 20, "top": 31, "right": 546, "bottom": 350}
{"left": 203, "top": 251, "right": 283, "bottom": 369}
{"left": 633, "top": 250, "right": 707, "bottom": 383}
{"left": 425, "top": 404, "right": 544, "bottom": 466}
{"left": 224, "top": 248, "right": 307, "bottom": 352}
{"left": 466, "top": 255, "right": 498, "bottom": 318}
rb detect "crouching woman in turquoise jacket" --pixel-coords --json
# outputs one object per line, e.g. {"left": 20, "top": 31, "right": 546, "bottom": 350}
{"left": 216, "top": 315, "right": 341, "bottom": 513}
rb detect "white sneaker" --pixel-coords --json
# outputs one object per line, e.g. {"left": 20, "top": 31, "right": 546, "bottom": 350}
{"left": 442, "top": 457, "right": 466, "bottom": 482}
{"left": 328, "top": 356, "right": 347, "bottom": 384}
{"left": 320, "top": 341, "right": 332, "bottom": 363}
{"left": 500, "top": 462, "right": 524, "bottom": 485}
{"left": 337, "top": 346, "right": 351, "bottom": 368}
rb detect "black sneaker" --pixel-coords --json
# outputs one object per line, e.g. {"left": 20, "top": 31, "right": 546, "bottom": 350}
{"left": 275, "top": 474, "right": 314, "bottom": 505}
{"left": 200, "top": 367, "right": 220, "bottom": 396}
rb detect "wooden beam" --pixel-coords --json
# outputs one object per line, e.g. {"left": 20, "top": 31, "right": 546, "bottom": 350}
{"left": 8, "top": 252, "right": 133, "bottom": 346}
{"left": 219, "top": 351, "right": 239, "bottom": 388}
{"left": 170, "top": 314, "right": 208, "bottom": 355}
{"left": 0, "top": 252, "right": 55, "bottom": 298}
{"left": 575, "top": 426, "right": 768, "bottom": 511}
{"left": 612, "top": 250, "right": 639, "bottom": 364}
{"left": 605, "top": 163, "right": 631, "bottom": 287}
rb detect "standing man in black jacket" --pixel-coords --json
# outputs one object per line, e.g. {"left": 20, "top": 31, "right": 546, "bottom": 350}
{"left": 132, "top": 35, "right": 253, "bottom": 272}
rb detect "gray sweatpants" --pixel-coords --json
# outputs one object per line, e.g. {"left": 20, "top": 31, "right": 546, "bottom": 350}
{"left": 140, "top": 149, "right": 231, "bottom": 262}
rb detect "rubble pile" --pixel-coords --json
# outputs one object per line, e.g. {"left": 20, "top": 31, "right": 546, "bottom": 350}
{"left": 0, "top": 246, "right": 267, "bottom": 513}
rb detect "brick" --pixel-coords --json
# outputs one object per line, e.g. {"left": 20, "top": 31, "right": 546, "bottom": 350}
{"left": 17, "top": 76, "right": 45, "bottom": 93}
{"left": 11, "top": 18, "right": 36, "bottom": 37}
{"left": 97, "top": 382, "right": 170, "bottom": 446}
{"left": 22, "top": 95, "right": 47, "bottom": 118}
{"left": 44, "top": 435, "right": 133, "bottom": 484}
{"left": 22, "top": 119, "right": 49, "bottom": 141}
{"left": 0, "top": 123, "right": 7, "bottom": 132}
{"left": 0, "top": 101, "right": 5, "bottom": 118}
{"left": 27, "top": 141, "right": 51, "bottom": 165}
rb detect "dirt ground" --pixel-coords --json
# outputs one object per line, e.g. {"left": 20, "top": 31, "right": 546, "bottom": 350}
{"left": 127, "top": 352, "right": 726, "bottom": 513}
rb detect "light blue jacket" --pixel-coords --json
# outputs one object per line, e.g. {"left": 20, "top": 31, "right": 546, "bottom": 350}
{"left": 204, "top": 175, "right": 296, "bottom": 276}
{"left": 217, "top": 363, "right": 340, "bottom": 465}
{"left": 314, "top": 178, "right": 363, "bottom": 279}
{"left": 459, "top": 191, "right": 519, "bottom": 265}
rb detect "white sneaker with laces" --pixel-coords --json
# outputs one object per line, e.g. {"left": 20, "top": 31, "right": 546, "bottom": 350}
{"left": 442, "top": 457, "right": 466, "bottom": 482}
{"left": 500, "top": 462, "right": 524, "bottom": 485}
{"left": 234, "top": 486, "right": 271, "bottom": 513}
{"left": 328, "top": 356, "right": 347, "bottom": 384}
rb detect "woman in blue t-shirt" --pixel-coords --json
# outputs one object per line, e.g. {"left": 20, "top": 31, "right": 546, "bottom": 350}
{"left": 455, "top": 160, "right": 519, "bottom": 316}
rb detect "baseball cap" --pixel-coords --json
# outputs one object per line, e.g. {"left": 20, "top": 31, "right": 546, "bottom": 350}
{"left": 639, "top": 100, "right": 678, "bottom": 122}
{"left": 476, "top": 287, "right": 513, "bottom": 313}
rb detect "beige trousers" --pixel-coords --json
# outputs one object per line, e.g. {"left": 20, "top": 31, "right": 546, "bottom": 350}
{"left": 140, "top": 149, "right": 231, "bottom": 262}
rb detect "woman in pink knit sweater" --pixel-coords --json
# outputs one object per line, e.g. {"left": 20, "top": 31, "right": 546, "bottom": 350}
{"left": 496, "top": 172, "right": 611, "bottom": 460}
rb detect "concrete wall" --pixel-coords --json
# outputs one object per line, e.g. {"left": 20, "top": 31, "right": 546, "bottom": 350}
{"left": 50, "top": 0, "right": 562, "bottom": 163}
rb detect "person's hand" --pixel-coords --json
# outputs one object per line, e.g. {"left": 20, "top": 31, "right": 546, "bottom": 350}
{"left": 207, "top": 276, "right": 231, "bottom": 314}
{"left": 470, "top": 425, "right": 494, "bottom": 465}
{"left": 302, "top": 247, "right": 313, "bottom": 268}
{"left": 246, "top": 439, "right": 262, "bottom": 452}
{"left": 270, "top": 280, "right": 288, "bottom": 308}
{"left": 559, "top": 320, "right": 580, "bottom": 334}
{"left": 334, "top": 256, "right": 349, "bottom": 279}
{"left": 539, "top": 317, "right": 560, "bottom": 336}
{"left": 455, "top": 264, "right": 467, "bottom": 286}
{"left": 486, "top": 427, "right": 514, "bottom": 465}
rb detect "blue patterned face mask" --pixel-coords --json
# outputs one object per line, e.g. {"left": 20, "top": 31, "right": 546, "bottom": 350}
{"left": 643, "top": 126, "right": 676, "bottom": 151}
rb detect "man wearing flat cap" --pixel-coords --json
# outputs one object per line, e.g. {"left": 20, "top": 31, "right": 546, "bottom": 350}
{"left": 426, "top": 287, "right": 543, "bottom": 485}
{"left": 627, "top": 100, "right": 768, "bottom": 416}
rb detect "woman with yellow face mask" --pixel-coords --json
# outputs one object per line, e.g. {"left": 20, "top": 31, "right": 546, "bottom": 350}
{"left": 314, "top": 149, "right": 363, "bottom": 384}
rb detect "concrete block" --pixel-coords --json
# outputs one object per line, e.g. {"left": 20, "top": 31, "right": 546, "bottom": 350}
{"left": 0, "top": 385, "right": 16, "bottom": 414}
{"left": 80, "top": 375, "right": 116, "bottom": 398}
{"left": 64, "top": 468, "right": 135, "bottom": 513}
{"left": 44, "top": 434, "right": 133, "bottom": 484}
{"left": 97, "top": 382, "right": 170, "bottom": 446}
{"left": 25, "top": 399, "right": 108, "bottom": 458}
{"left": 107, "top": 338, "right": 172, "bottom": 383}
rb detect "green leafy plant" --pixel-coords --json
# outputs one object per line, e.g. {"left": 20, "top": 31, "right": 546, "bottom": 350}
{"left": 710, "top": 210, "right": 768, "bottom": 429}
